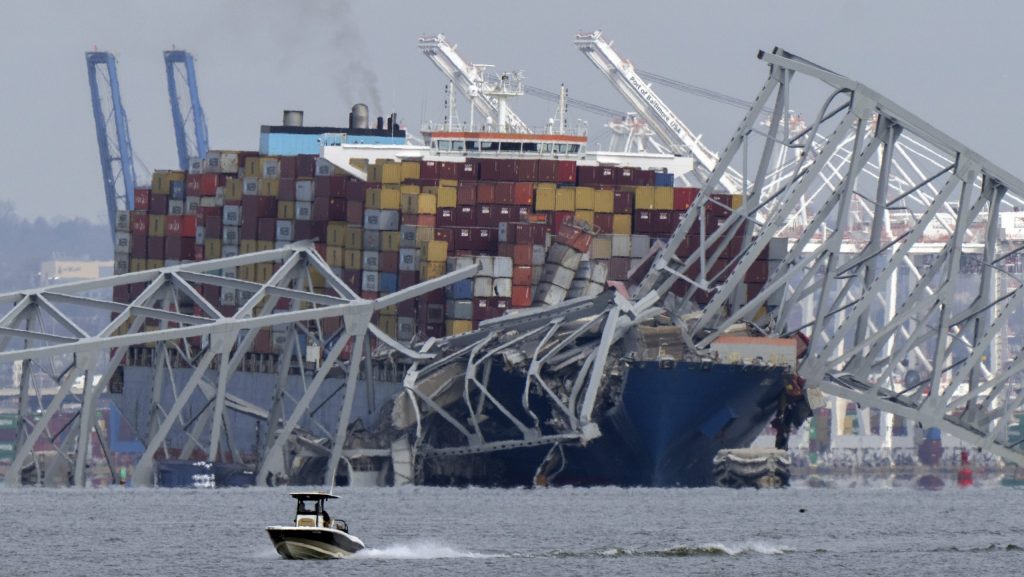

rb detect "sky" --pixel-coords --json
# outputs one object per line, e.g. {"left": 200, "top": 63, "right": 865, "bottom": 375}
{"left": 3, "top": 0, "right": 1023, "bottom": 223}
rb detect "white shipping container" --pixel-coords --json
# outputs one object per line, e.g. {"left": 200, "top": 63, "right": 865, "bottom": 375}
{"left": 454, "top": 256, "right": 476, "bottom": 270}
{"left": 399, "top": 248, "right": 420, "bottom": 272}
{"left": 223, "top": 205, "right": 241, "bottom": 225}
{"left": 362, "top": 271, "right": 380, "bottom": 292}
{"left": 493, "top": 278, "right": 512, "bottom": 298}
{"left": 114, "top": 256, "right": 130, "bottom": 275}
{"left": 221, "top": 245, "right": 239, "bottom": 258}
{"left": 363, "top": 230, "right": 380, "bottom": 251}
{"left": 379, "top": 209, "right": 400, "bottom": 231}
{"left": 473, "top": 277, "right": 494, "bottom": 297}
{"left": 476, "top": 256, "right": 494, "bottom": 278}
{"left": 315, "top": 158, "right": 335, "bottom": 176}
{"left": 243, "top": 178, "right": 258, "bottom": 195}
{"left": 532, "top": 245, "right": 546, "bottom": 266}
{"left": 188, "top": 157, "right": 203, "bottom": 174}
{"left": 493, "top": 256, "right": 513, "bottom": 278}
{"left": 548, "top": 265, "right": 576, "bottom": 290}
{"left": 222, "top": 225, "right": 239, "bottom": 245}
{"left": 115, "top": 210, "right": 130, "bottom": 232}
{"left": 276, "top": 220, "right": 293, "bottom": 241}
{"left": 168, "top": 199, "right": 185, "bottom": 215}
{"left": 447, "top": 299, "right": 473, "bottom": 320}
{"left": 611, "top": 234, "right": 631, "bottom": 258}
{"left": 397, "top": 317, "right": 416, "bottom": 341}
{"left": 362, "top": 251, "right": 380, "bottom": 271}
{"left": 364, "top": 209, "right": 381, "bottom": 230}
{"left": 114, "top": 231, "right": 131, "bottom": 252}
{"left": 262, "top": 158, "right": 280, "bottom": 178}
{"left": 630, "top": 235, "right": 650, "bottom": 258}
{"left": 195, "top": 226, "right": 205, "bottom": 245}
{"left": 218, "top": 152, "right": 239, "bottom": 174}
{"left": 589, "top": 261, "right": 608, "bottom": 284}
{"left": 535, "top": 282, "right": 567, "bottom": 306}
{"left": 399, "top": 225, "right": 418, "bottom": 248}
{"left": 591, "top": 235, "right": 613, "bottom": 260}
{"left": 185, "top": 197, "right": 200, "bottom": 215}
{"left": 221, "top": 290, "right": 237, "bottom": 306}
{"left": 295, "top": 201, "right": 312, "bottom": 221}
{"left": 295, "top": 180, "right": 314, "bottom": 202}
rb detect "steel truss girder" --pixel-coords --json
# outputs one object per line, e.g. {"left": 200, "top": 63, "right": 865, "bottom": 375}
{"left": 636, "top": 46, "right": 1024, "bottom": 465}
{"left": 2, "top": 243, "right": 477, "bottom": 487}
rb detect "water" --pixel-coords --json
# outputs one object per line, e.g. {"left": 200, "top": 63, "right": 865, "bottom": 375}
{"left": 3, "top": 479, "right": 1023, "bottom": 576}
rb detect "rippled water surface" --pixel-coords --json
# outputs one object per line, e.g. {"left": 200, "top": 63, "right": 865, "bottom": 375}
{"left": 3, "top": 479, "right": 1023, "bottom": 576}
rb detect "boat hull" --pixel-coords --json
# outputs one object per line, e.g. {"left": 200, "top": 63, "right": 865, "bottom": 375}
{"left": 266, "top": 526, "right": 364, "bottom": 560}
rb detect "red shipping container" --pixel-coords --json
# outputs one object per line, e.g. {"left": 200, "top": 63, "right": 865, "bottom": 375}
{"left": 491, "top": 205, "right": 512, "bottom": 224}
{"left": 186, "top": 174, "right": 201, "bottom": 195}
{"left": 613, "top": 190, "right": 633, "bottom": 213}
{"left": 617, "top": 167, "right": 636, "bottom": 186}
{"left": 497, "top": 159, "right": 517, "bottom": 181}
{"left": 607, "top": 257, "right": 631, "bottom": 280}
{"left": 576, "top": 165, "right": 600, "bottom": 186}
{"left": 198, "top": 173, "right": 219, "bottom": 196}
{"left": 424, "top": 288, "right": 446, "bottom": 305}
{"left": 131, "top": 233, "right": 147, "bottom": 258}
{"left": 635, "top": 210, "right": 653, "bottom": 234}
{"left": 476, "top": 182, "right": 496, "bottom": 204}
{"left": 149, "top": 194, "right": 169, "bottom": 215}
{"left": 553, "top": 211, "right": 574, "bottom": 234}
{"left": 327, "top": 197, "right": 347, "bottom": 220}
{"left": 278, "top": 178, "right": 296, "bottom": 201}
{"left": 512, "top": 264, "right": 533, "bottom": 285}
{"left": 593, "top": 213, "right": 613, "bottom": 234}
{"left": 472, "top": 298, "right": 491, "bottom": 321}
{"left": 537, "top": 159, "right": 558, "bottom": 182}
{"left": 453, "top": 227, "right": 475, "bottom": 250}
{"left": 654, "top": 210, "right": 674, "bottom": 235}
{"left": 133, "top": 188, "right": 150, "bottom": 211}
{"left": 439, "top": 161, "right": 460, "bottom": 180}
{"left": 398, "top": 271, "right": 419, "bottom": 290}
{"left": 194, "top": 245, "right": 205, "bottom": 261}
{"left": 165, "top": 215, "right": 182, "bottom": 237}
{"left": 512, "top": 182, "right": 533, "bottom": 205}
{"left": 380, "top": 251, "right": 399, "bottom": 272}
{"left": 556, "top": 160, "right": 577, "bottom": 183}
{"left": 113, "top": 285, "right": 131, "bottom": 303}
{"left": 434, "top": 228, "right": 453, "bottom": 244}
{"left": 206, "top": 217, "right": 223, "bottom": 239}
{"left": 456, "top": 206, "right": 475, "bottom": 226}
{"left": 342, "top": 270, "right": 361, "bottom": 292}
{"left": 475, "top": 227, "right": 498, "bottom": 252}
{"left": 531, "top": 222, "right": 548, "bottom": 244}
{"left": 420, "top": 160, "right": 440, "bottom": 180}
{"left": 257, "top": 218, "right": 277, "bottom": 241}
{"left": 516, "top": 159, "right": 538, "bottom": 181}
{"left": 478, "top": 159, "right": 500, "bottom": 181}
{"left": 242, "top": 196, "right": 277, "bottom": 219}
{"left": 346, "top": 180, "right": 367, "bottom": 202}
{"left": 297, "top": 155, "right": 317, "bottom": 178}
{"left": 130, "top": 213, "right": 149, "bottom": 234}
{"left": 459, "top": 161, "right": 478, "bottom": 180}
{"left": 347, "top": 200, "right": 364, "bottom": 224}
{"left": 164, "top": 236, "right": 195, "bottom": 260}
{"left": 493, "top": 182, "right": 513, "bottom": 205}
{"left": 673, "top": 187, "right": 698, "bottom": 211}
{"left": 457, "top": 182, "right": 477, "bottom": 205}
{"left": 279, "top": 156, "right": 297, "bottom": 179}
{"left": 636, "top": 169, "right": 655, "bottom": 186}
{"left": 403, "top": 214, "right": 436, "bottom": 227}
{"left": 437, "top": 207, "right": 456, "bottom": 226}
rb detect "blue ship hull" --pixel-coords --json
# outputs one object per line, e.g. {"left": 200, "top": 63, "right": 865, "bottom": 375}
{"left": 420, "top": 361, "right": 789, "bottom": 487}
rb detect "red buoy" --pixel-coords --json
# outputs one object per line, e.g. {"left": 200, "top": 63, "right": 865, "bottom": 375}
{"left": 957, "top": 448, "right": 973, "bottom": 488}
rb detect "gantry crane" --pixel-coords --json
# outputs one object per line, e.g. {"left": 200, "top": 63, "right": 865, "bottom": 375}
{"left": 86, "top": 51, "right": 136, "bottom": 241}
{"left": 164, "top": 50, "right": 209, "bottom": 171}
{"left": 418, "top": 34, "right": 531, "bottom": 133}
{"left": 575, "top": 30, "right": 744, "bottom": 194}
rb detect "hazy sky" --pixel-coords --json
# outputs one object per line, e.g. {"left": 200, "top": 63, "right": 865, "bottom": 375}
{"left": 3, "top": 0, "right": 1023, "bottom": 223}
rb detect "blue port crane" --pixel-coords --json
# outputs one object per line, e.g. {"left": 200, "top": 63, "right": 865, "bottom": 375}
{"left": 164, "top": 50, "right": 208, "bottom": 171}
{"left": 86, "top": 51, "right": 136, "bottom": 241}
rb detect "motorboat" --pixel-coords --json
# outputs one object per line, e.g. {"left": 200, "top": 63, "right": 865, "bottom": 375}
{"left": 266, "top": 492, "right": 365, "bottom": 559}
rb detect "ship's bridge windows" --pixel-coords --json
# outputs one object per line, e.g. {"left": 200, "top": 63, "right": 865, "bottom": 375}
{"left": 499, "top": 142, "right": 521, "bottom": 152}
{"left": 570, "top": 144, "right": 580, "bottom": 153}
{"left": 541, "top": 143, "right": 553, "bottom": 154}
{"left": 466, "top": 140, "right": 479, "bottom": 151}
{"left": 436, "top": 139, "right": 452, "bottom": 151}
{"left": 451, "top": 140, "right": 466, "bottom": 151}
{"left": 522, "top": 142, "right": 538, "bottom": 153}
{"left": 481, "top": 141, "right": 498, "bottom": 152}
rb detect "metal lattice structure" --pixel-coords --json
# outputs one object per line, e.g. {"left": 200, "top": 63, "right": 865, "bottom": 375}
{"left": 640, "top": 48, "right": 1024, "bottom": 465}
{"left": 86, "top": 52, "right": 137, "bottom": 240}
{"left": 2, "top": 243, "right": 476, "bottom": 487}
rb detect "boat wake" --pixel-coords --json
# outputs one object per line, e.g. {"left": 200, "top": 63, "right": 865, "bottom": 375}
{"left": 597, "top": 541, "right": 793, "bottom": 557}
{"left": 353, "top": 541, "right": 505, "bottom": 559}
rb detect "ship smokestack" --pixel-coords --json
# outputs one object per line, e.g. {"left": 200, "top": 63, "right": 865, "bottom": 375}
{"left": 376, "top": 116, "right": 384, "bottom": 130}
{"left": 282, "top": 110, "right": 304, "bottom": 127}
{"left": 350, "top": 103, "right": 369, "bottom": 129}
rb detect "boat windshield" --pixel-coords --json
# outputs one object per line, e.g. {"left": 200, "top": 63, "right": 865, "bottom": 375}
{"left": 296, "top": 499, "right": 319, "bottom": 515}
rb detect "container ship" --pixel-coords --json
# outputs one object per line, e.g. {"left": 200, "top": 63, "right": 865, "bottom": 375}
{"left": 108, "top": 99, "right": 802, "bottom": 488}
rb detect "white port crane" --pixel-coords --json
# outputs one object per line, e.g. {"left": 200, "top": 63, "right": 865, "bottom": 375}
{"left": 575, "top": 30, "right": 744, "bottom": 194}
{"left": 418, "top": 34, "right": 531, "bottom": 134}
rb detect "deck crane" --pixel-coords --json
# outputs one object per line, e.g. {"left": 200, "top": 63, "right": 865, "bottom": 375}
{"left": 164, "top": 50, "right": 209, "bottom": 171}
{"left": 86, "top": 51, "right": 137, "bottom": 241}
{"left": 575, "top": 30, "right": 744, "bottom": 194}
{"left": 418, "top": 34, "right": 531, "bottom": 133}
{"left": 524, "top": 85, "right": 664, "bottom": 153}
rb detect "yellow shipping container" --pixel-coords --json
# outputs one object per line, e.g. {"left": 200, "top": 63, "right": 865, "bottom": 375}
{"left": 401, "top": 161, "right": 421, "bottom": 181}
{"left": 326, "top": 246, "right": 344, "bottom": 267}
{"left": 130, "top": 258, "right": 146, "bottom": 273}
{"left": 146, "top": 259, "right": 164, "bottom": 270}
{"left": 277, "top": 201, "right": 295, "bottom": 220}
{"left": 327, "top": 222, "right": 346, "bottom": 246}
{"left": 258, "top": 178, "right": 279, "bottom": 197}
{"left": 555, "top": 187, "right": 575, "bottom": 212}
{"left": 380, "top": 162, "right": 402, "bottom": 184}
{"left": 380, "top": 186, "right": 401, "bottom": 210}
{"left": 255, "top": 263, "right": 274, "bottom": 283}
{"left": 415, "top": 226, "right": 435, "bottom": 245}
{"left": 594, "top": 188, "right": 615, "bottom": 213}
{"left": 420, "top": 261, "right": 446, "bottom": 279}
{"left": 344, "top": 227, "right": 363, "bottom": 250}
{"left": 535, "top": 187, "right": 555, "bottom": 211}
{"left": 439, "top": 178, "right": 458, "bottom": 187}
{"left": 238, "top": 264, "right": 254, "bottom": 281}
{"left": 654, "top": 186, "right": 674, "bottom": 210}
{"left": 224, "top": 178, "right": 243, "bottom": 202}
{"left": 575, "top": 210, "right": 595, "bottom": 227}
{"left": 310, "top": 268, "right": 327, "bottom": 289}
{"left": 365, "top": 188, "right": 381, "bottom": 209}
{"left": 256, "top": 240, "right": 273, "bottom": 252}
{"left": 400, "top": 192, "right": 418, "bottom": 214}
{"left": 400, "top": 184, "right": 420, "bottom": 196}
{"left": 447, "top": 320, "right": 474, "bottom": 336}
{"left": 378, "top": 315, "right": 398, "bottom": 337}
{"left": 240, "top": 239, "right": 258, "bottom": 254}
{"left": 148, "top": 215, "right": 166, "bottom": 237}
{"left": 731, "top": 194, "right": 744, "bottom": 209}
{"left": 381, "top": 231, "right": 401, "bottom": 252}
{"left": 612, "top": 214, "right": 632, "bottom": 235}
{"left": 635, "top": 186, "right": 656, "bottom": 210}
{"left": 417, "top": 193, "right": 437, "bottom": 215}
{"left": 204, "top": 239, "right": 222, "bottom": 259}
{"left": 575, "top": 187, "right": 594, "bottom": 211}
{"left": 425, "top": 240, "right": 448, "bottom": 262}
{"left": 437, "top": 186, "right": 457, "bottom": 208}
{"left": 343, "top": 250, "right": 363, "bottom": 270}
{"left": 366, "top": 164, "right": 382, "bottom": 183}
{"left": 243, "top": 157, "right": 260, "bottom": 178}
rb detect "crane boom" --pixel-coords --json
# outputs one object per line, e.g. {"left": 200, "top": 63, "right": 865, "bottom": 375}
{"left": 575, "top": 31, "right": 743, "bottom": 194}
{"left": 418, "top": 34, "right": 531, "bottom": 134}
{"left": 86, "top": 51, "right": 136, "bottom": 242}
{"left": 164, "top": 50, "right": 209, "bottom": 171}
